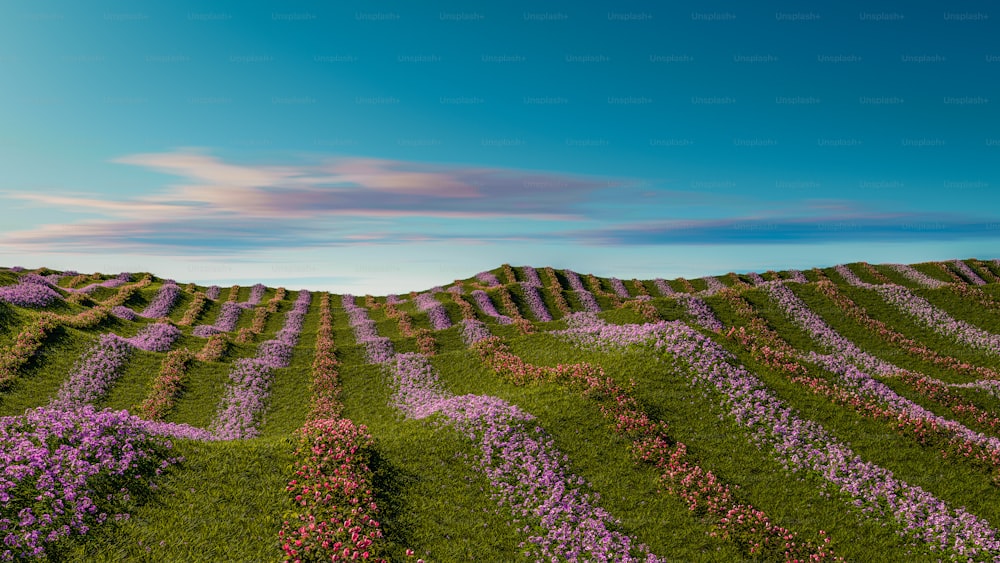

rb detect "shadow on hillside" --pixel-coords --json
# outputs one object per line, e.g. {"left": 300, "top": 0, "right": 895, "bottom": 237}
{"left": 368, "top": 446, "right": 417, "bottom": 553}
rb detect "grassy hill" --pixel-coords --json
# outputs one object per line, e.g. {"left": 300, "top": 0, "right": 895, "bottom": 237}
{"left": 2, "top": 259, "right": 1000, "bottom": 562}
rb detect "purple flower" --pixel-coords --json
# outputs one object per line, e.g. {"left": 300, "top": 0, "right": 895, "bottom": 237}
{"left": 700, "top": 276, "right": 727, "bottom": 296}
{"left": 522, "top": 266, "right": 543, "bottom": 287}
{"left": 519, "top": 282, "right": 552, "bottom": 322}
{"left": 953, "top": 260, "right": 987, "bottom": 285}
{"left": 460, "top": 318, "right": 493, "bottom": 346}
{"left": 675, "top": 295, "right": 722, "bottom": 332}
{"left": 887, "top": 263, "right": 948, "bottom": 288}
{"left": 747, "top": 272, "right": 766, "bottom": 285}
{"left": 0, "top": 280, "right": 62, "bottom": 308}
{"left": 609, "top": 277, "right": 631, "bottom": 298}
{"left": 139, "top": 282, "right": 180, "bottom": 318}
{"left": 476, "top": 271, "right": 501, "bottom": 287}
{"left": 124, "top": 323, "right": 181, "bottom": 352}
{"left": 653, "top": 278, "right": 675, "bottom": 296}
{"left": 414, "top": 292, "right": 452, "bottom": 330}
{"left": 205, "top": 285, "right": 221, "bottom": 300}
{"left": 471, "top": 290, "right": 513, "bottom": 324}
{"left": 51, "top": 334, "right": 133, "bottom": 409}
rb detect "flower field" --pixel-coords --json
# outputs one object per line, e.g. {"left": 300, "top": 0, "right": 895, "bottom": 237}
{"left": 2, "top": 260, "right": 1000, "bottom": 561}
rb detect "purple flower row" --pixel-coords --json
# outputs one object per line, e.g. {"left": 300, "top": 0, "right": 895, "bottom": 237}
{"left": 475, "top": 271, "right": 501, "bottom": 287}
{"left": 51, "top": 324, "right": 181, "bottom": 409}
{"left": 205, "top": 285, "right": 221, "bottom": 300}
{"left": 342, "top": 294, "right": 395, "bottom": 364}
{"left": 518, "top": 282, "right": 553, "bottom": 322}
{"left": 747, "top": 272, "right": 766, "bottom": 285}
{"left": 414, "top": 292, "right": 453, "bottom": 330}
{"left": 653, "top": 278, "right": 675, "bottom": 296}
{"left": 0, "top": 406, "right": 180, "bottom": 560}
{"left": 445, "top": 285, "right": 463, "bottom": 295}
{"left": 111, "top": 305, "right": 138, "bottom": 320}
{"left": 192, "top": 301, "right": 248, "bottom": 336}
{"left": 700, "top": 276, "right": 727, "bottom": 295}
{"left": 521, "top": 266, "right": 543, "bottom": 287}
{"left": 833, "top": 264, "right": 872, "bottom": 288}
{"left": 471, "top": 290, "right": 514, "bottom": 324}
{"left": 387, "top": 352, "right": 663, "bottom": 562}
{"left": 139, "top": 281, "right": 180, "bottom": 318}
{"left": 67, "top": 272, "right": 132, "bottom": 295}
{"left": 0, "top": 278, "right": 62, "bottom": 308}
{"left": 787, "top": 269, "right": 808, "bottom": 283}
{"left": 563, "top": 269, "right": 586, "bottom": 291}
{"left": 211, "top": 290, "right": 312, "bottom": 440}
{"left": 552, "top": 314, "right": 1000, "bottom": 559}
{"left": 875, "top": 284, "right": 1000, "bottom": 354}
{"left": 675, "top": 295, "right": 723, "bottom": 332}
{"left": 887, "top": 264, "right": 949, "bottom": 288}
{"left": 247, "top": 283, "right": 267, "bottom": 305}
{"left": 386, "top": 293, "right": 403, "bottom": 304}
{"left": 609, "top": 277, "right": 630, "bottom": 298}
{"left": 953, "top": 260, "right": 987, "bottom": 285}
{"left": 460, "top": 318, "right": 493, "bottom": 346}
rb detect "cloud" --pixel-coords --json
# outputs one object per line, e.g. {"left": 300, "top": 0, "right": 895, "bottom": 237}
{"left": 1, "top": 150, "right": 642, "bottom": 252}
{"left": 571, "top": 213, "right": 1000, "bottom": 245}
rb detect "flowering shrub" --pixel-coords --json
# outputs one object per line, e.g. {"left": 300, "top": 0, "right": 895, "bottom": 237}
{"left": 135, "top": 348, "right": 195, "bottom": 420}
{"left": 0, "top": 278, "right": 62, "bottom": 308}
{"left": 125, "top": 323, "right": 181, "bottom": 352}
{"left": 474, "top": 271, "right": 501, "bottom": 287}
{"left": 787, "top": 269, "right": 808, "bottom": 283}
{"left": 195, "top": 333, "right": 229, "bottom": 362}
{"left": 51, "top": 334, "right": 133, "bottom": 409}
{"left": 178, "top": 291, "right": 208, "bottom": 326}
{"left": 0, "top": 406, "right": 180, "bottom": 561}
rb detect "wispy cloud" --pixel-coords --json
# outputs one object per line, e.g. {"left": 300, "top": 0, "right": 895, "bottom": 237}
{"left": 0, "top": 150, "right": 637, "bottom": 252}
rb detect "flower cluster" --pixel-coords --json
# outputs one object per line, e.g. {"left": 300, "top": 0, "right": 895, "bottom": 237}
{"left": 552, "top": 315, "right": 1000, "bottom": 559}
{"left": 192, "top": 301, "right": 249, "bottom": 336}
{"left": 249, "top": 287, "right": 287, "bottom": 335}
{"left": 195, "top": 333, "right": 229, "bottom": 362}
{"left": 0, "top": 406, "right": 179, "bottom": 561}
{"left": 51, "top": 334, "right": 133, "bottom": 409}
{"left": 631, "top": 279, "right": 650, "bottom": 296}
{"left": 0, "top": 277, "right": 62, "bottom": 308}
{"left": 111, "top": 305, "right": 138, "bottom": 320}
{"left": 449, "top": 292, "right": 477, "bottom": 320}
{"left": 653, "top": 278, "right": 675, "bottom": 296}
{"left": 139, "top": 281, "right": 181, "bottom": 318}
{"left": 746, "top": 272, "right": 766, "bottom": 285}
{"left": 542, "top": 267, "right": 572, "bottom": 316}
{"left": 0, "top": 307, "right": 115, "bottom": 385}
{"left": 227, "top": 285, "right": 240, "bottom": 302}
{"left": 501, "top": 263, "right": 518, "bottom": 285}
{"left": 343, "top": 295, "right": 394, "bottom": 364}
{"left": 786, "top": 269, "right": 808, "bottom": 283}
{"left": 858, "top": 262, "right": 893, "bottom": 284}
{"left": 414, "top": 292, "right": 452, "bottom": 330}
{"left": 586, "top": 274, "right": 621, "bottom": 307}
{"left": 675, "top": 277, "right": 696, "bottom": 293}
{"left": 521, "top": 266, "right": 543, "bottom": 287}
{"left": 178, "top": 291, "right": 209, "bottom": 326}
{"left": 952, "top": 260, "right": 987, "bottom": 285}
{"left": 518, "top": 282, "right": 552, "bottom": 322}
{"left": 609, "top": 277, "right": 631, "bottom": 298}
{"left": 135, "top": 348, "right": 195, "bottom": 420}
{"left": 475, "top": 271, "right": 501, "bottom": 287}
{"left": 470, "top": 290, "right": 513, "bottom": 324}
{"left": 460, "top": 318, "right": 492, "bottom": 346}
{"left": 125, "top": 323, "right": 181, "bottom": 352}
{"left": 886, "top": 263, "right": 949, "bottom": 288}
{"left": 700, "top": 276, "right": 728, "bottom": 296}
{"left": 675, "top": 295, "right": 723, "bottom": 332}
{"left": 205, "top": 285, "right": 221, "bottom": 300}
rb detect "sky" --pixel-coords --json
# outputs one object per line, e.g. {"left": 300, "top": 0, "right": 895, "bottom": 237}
{"left": 1, "top": 0, "right": 998, "bottom": 294}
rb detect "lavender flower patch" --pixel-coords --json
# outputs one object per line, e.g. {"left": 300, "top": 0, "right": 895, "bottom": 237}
{"left": 787, "top": 269, "right": 808, "bottom": 283}
{"left": 386, "top": 293, "right": 403, "bottom": 304}
{"left": 522, "top": 266, "right": 543, "bottom": 287}
{"left": 552, "top": 315, "right": 1000, "bottom": 560}
{"left": 111, "top": 305, "right": 138, "bottom": 320}
{"left": 139, "top": 281, "right": 180, "bottom": 318}
{"left": 192, "top": 301, "right": 247, "bottom": 336}
{"left": 563, "top": 270, "right": 586, "bottom": 291}
{"left": 247, "top": 283, "right": 266, "bottom": 305}
{"left": 50, "top": 334, "right": 133, "bottom": 409}
{"left": 205, "top": 285, "right": 221, "bottom": 300}
{"left": 700, "top": 276, "right": 727, "bottom": 295}
{"left": 747, "top": 272, "right": 766, "bottom": 285}
{"left": 70, "top": 272, "right": 131, "bottom": 295}
{"left": 343, "top": 294, "right": 395, "bottom": 364}
{"left": 460, "top": 318, "right": 493, "bottom": 346}
{"left": 471, "top": 290, "right": 513, "bottom": 324}
{"left": 475, "top": 271, "right": 501, "bottom": 287}
{"left": 0, "top": 279, "right": 62, "bottom": 308}
{"left": 518, "top": 282, "right": 552, "bottom": 322}
{"left": 953, "top": 260, "right": 987, "bottom": 285}
{"left": 653, "top": 278, "right": 675, "bottom": 296}
{"left": 833, "top": 264, "right": 873, "bottom": 288}
{"left": 609, "top": 277, "right": 630, "bottom": 298}
{"left": 415, "top": 292, "right": 453, "bottom": 330}
{"left": 124, "top": 323, "right": 181, "bottom": 352}
{"left": 675, "top": 295, "right": 722, "bottom": 332}
{"left": 0, "top": 406, "right": 180, "bottom": 560}
{"left": 887, "top": 263, "right": 948, "bottom": 288}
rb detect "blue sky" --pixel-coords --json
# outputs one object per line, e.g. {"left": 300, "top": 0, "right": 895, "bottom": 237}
{"left": 1, "top": 1, "right": 998, "bottom": 294}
